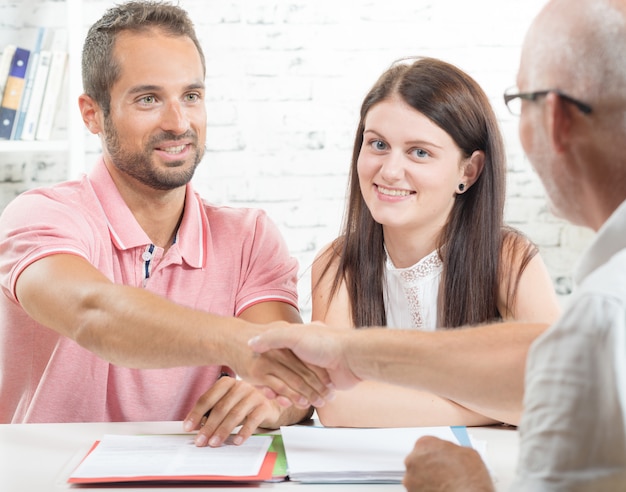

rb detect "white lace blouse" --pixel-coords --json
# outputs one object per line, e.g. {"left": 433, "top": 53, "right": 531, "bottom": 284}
{"left": 383, "top": 249, "right": 443, "bottom": 331}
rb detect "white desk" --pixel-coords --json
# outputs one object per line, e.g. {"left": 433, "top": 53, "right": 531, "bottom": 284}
{"left": 0, "top": 421, "right": 519, "bottom": 491}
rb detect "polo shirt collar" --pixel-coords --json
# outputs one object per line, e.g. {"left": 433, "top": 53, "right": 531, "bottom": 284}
{"left": 88, "top": 157, "right": 207, "bottom": 269}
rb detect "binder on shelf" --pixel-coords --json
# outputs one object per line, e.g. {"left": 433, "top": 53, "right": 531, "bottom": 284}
{"left": 0, "top": 44, "right": 17, "bottom": 99}
{"left": 21, "top": 28, "right": 65, "bottom": 141}
{"left": 0, "top": 47, "right": 30, "bottom": 140}
{"left": 34, "top": 49, "right": 67, "bottom": 141}
{"left": 20, "top": 50, "right": 52, "bottom": 141}
{"left": 35, "top": 29, "right": 68, "bottom": 141}
{"left": 13, "top": 27, "right": 47, "bottom": 140}
{"left": 20, "top": 30, "right": 56, "bottom": 140}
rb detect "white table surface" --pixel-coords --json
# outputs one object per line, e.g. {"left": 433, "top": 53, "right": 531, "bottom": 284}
{"left": 0, "top": 420, "right": 519, "bottom": 491}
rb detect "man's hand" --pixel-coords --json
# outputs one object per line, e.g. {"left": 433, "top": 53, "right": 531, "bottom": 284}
{"left": 183, "top": 376, "right": 289, "bottom": 447}
{"left": 248, "top": 324, "right": 362, "bottom": 392}
{"left": 241, "top": 344, "right": 335, "bottom": 407}
{"left": 403, "top": 436, "right": 495, "bottom": 492}
{"left": 222, "top": 319, "right": 335, "bottom": 409}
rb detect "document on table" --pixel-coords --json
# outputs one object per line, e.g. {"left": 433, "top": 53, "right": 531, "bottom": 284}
{"left": 68, "top": 434, "right": 274, "bottom": 484}
{"left": 281, "top": 425, "right": 472, "bottom": 483}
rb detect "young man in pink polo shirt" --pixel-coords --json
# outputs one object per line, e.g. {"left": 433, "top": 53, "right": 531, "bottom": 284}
{"left": 0, "top": 1, "right": 332, "bottom": 448}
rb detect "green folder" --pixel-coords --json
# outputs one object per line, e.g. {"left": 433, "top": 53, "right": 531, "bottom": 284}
{"left": 258, "top": 433, "right": 287, "bottom": 481}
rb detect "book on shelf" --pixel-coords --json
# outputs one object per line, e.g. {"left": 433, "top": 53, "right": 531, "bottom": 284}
{"left": 35, "top": 29, "right": 68, "bottom": 141}
{"left": 35, "top": 49, "right": 67, "bottom": 141}
{"left": 20, "top": 50, "right": 52, "bottom": 141}
{"left": 13, "top": 27, "right": 47, "bottom": 140}
{"left": 0, "top": 44, "right": 17, "bottom": 100}
{"left": 8, "top": 28, "right": 68, "bottom": 142}
{"left": 0, "top": 47, "right": 30, "bottom": 140}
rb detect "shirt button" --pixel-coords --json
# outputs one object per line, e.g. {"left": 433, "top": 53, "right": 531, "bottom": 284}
{"left": 142, "top": 251, "right": 153, "bottom": 261}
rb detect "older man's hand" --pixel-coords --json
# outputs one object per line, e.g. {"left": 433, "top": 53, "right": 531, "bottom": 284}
{"left": 403, "top": 436, "right": 495, "bottom": 492}
{"left": 248, "top": 323, "right": 362, "bottom": 398}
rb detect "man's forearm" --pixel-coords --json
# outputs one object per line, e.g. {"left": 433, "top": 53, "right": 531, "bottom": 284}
{"left": 17, "top": 254, "right": 251, "bottom": 370}
{"left": 75, "top": 283, "right": 252, "bottom": 369}
{"left": 345, "top": 323, "right": 548, "bottom": 424}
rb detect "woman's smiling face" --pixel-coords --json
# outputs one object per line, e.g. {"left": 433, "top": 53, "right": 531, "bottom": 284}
{"left": 357, "top": 96, "right": 467, "bottom": 237}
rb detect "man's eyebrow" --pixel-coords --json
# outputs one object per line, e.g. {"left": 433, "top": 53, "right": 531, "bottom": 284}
{"left": 127, "top": 85, "right": 160, "bottom": 95}
{"left": 127, "top": 82, "right": 205, "bottom": 95}
{"left": 185, "top": 82, "right": 206, "bottom": 91}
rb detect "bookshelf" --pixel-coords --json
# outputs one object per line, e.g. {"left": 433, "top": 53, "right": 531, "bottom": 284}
{"left": 0, "top": 0, "right": 85, "bottom": 180}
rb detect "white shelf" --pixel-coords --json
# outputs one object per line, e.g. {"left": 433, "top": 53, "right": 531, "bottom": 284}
{"left": 0, "top": 139, "right": 69, "bottom": 153}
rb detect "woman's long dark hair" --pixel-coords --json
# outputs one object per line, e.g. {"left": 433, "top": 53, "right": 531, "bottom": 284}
{"left": 318, "top": 57, "right": 536, "bottom": 328}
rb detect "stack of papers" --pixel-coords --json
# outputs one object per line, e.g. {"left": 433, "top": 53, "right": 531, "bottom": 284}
{"left": 67, "top": 425, "right": 482, "bottom": 485}
{"left": 68, "top": 434, "right": 279, "bottom": 484}
{"left": 280, "top": 425, "right": 471, "bottom": 483}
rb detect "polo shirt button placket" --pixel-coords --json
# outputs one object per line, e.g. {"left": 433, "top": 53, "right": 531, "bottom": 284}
{"left": 142, "top": 244, "right": 156, "bottom": 288}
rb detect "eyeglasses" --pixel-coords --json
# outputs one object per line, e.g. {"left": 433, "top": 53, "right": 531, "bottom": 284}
{"left": 503, "top": 87, "right": 592, "bottom": 116}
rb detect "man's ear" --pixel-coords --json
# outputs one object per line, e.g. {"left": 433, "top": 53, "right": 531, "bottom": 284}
{"left": 544, "top": 91, "right": 571, "bottom": 154}
{"left": 78, "top": 94, "right": 103, "bottom": 135}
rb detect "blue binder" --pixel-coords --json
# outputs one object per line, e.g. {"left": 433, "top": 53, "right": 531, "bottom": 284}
{"left": 0, "top": 47, "right": 30, "bottom": 140}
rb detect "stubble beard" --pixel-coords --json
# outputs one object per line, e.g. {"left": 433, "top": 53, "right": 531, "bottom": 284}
{"left": 103, "top": 116, "right": 205, "bottom": 191}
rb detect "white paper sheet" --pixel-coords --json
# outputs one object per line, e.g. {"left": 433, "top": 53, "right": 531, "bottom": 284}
{"left": 69, "top": 434, "right": 272, "bottom": 480}
{"left": 280, "top": 425, "right": 463, "bottom": 483}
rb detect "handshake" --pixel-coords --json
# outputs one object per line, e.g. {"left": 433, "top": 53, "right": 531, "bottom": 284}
{"left": 245, "top": 323, "right": 364, "bottom": 408}
{"left": 244, "top": 322, "right": 413, "bottom": 409}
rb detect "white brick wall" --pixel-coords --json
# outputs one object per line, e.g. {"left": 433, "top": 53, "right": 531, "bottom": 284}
{"left": 0, "top": 0, "right": 594, "bottom": 320}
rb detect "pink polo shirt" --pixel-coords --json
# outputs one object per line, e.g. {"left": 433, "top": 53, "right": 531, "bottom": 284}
{"left": 0, "top": 158, "right": 299, "bottom": 423}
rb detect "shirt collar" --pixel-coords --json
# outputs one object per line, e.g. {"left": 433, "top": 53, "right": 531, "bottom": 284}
{"left": 88, "top": 157, "right": 207, "bottom": 269}
{"left": 575, "top": 199, "right": 626, "bottom": 283}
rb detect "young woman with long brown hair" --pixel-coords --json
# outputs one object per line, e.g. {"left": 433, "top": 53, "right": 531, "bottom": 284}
{"left": 312, "top": 57, "right": 561, "bottom": 427}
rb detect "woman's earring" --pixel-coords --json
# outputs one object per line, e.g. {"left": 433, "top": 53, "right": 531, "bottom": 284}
{"left": 458, "top": 183, "right": 465, "bottom": 192}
